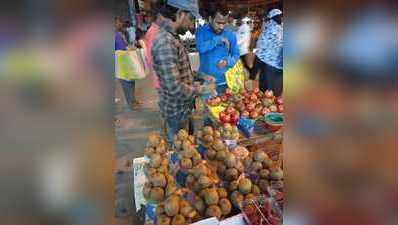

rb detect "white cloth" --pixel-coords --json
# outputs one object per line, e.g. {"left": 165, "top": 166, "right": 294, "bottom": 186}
{"left": 236, "top": 23, "right": 252, "bottom": 56}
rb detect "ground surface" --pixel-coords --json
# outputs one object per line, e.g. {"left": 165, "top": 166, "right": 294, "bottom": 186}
{"left": 114, "top": 76, "right": 159, "bottom": 225}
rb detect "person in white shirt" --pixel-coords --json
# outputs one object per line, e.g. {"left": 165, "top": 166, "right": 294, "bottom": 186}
{"left": 236, "top": 16, "right": 252, "bottom": 72}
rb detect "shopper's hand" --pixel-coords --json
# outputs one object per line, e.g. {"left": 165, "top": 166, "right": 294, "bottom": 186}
{"left": 217, "top": 60, "right": 228, "bottom": 69}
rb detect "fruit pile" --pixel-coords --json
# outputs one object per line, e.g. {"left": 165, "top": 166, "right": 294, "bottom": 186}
{"left": 206, "top": 88, "right": 234, "bottom": 106}
{"left": 156, "top": 193, "right": 201, "bottom": 225}
{"left": 219, "top": 106, "right": 240, "bottom": 125}
{"left": 196, "top": 126, "right": 223, "bottom": 149}
{"left": 143, "top": 134, "right": 177, "bottom": 204}
{"left": 218, "top": 123, "right": 240, "bottom": 141}
{"left": 243, "top": 150, "right": 283, "bottom": 193}
{"left": 241, "top": 196, "right": 282, "bottom": 225}
{"left": 229, "top": 178, "right": 262, "bottom": 208}
{"left": 207, "top": 88, "right": 284, "bottom": 121}
{"left": 173, "top": 130, "right": 202, "bottom": 170}
{"left": 185, "top": 162, "right": 233, "bottom": 220}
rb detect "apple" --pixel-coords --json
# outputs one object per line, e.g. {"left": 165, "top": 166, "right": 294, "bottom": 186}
{"left": 226, "top": 106, "right": 235, "bottom": 114}
{"left": 269, "top": 105, "right": 278, "bottom": 112}
{"left": 220, "top": 110, "right": 226, "bottom": 118}
{"left": 253, "top": 87, "right": 260, "bottom": 93}
{"left": 250, "top": 93, "right": 258, "bottom": 101}
{"left": 242, "top": 111, "right": 250, "bottom": 118}
{"left": 221, "top": 95, "right": 228, "bottom": 102}
{"left": 230, "top": 113, "right": 240, "bottom": 124}
{"left": 247, "top": 103, "right": 255, "bottom": 112}
{"left": 277, "top": 105, "right": 284, "bottom": 113}
{"left": 276, "top": 97, "right": 283, "bottom": 105}
{"left": 250, "top": 111, "right": 259, "bottom": 119}
{"left": 261, "top": 107, "right": 270, "bottom": 115}
{"left": 220, "top": 113, "right": 231, "bottom": 123}
{"left": 214, "top": 97, "right": 222, "bottom": 104}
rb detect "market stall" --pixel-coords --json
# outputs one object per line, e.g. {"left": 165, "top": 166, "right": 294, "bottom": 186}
{"left": 132, "top": 69, "right": 284, "bottom": 225}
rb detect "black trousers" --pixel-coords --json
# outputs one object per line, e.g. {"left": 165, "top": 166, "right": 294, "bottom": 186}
{"left": 250, "top": 56, "right": 283, "bottom": 97}
{"left": 240, "top": 54, "right": 251, "bottom": 73}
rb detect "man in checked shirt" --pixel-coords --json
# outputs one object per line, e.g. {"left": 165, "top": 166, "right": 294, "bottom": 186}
{"left": 151, "top": 1, "right": 214, "bottom": 146}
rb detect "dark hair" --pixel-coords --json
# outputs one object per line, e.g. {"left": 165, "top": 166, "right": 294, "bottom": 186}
{"left": 153, "top": 1, "right": 179, "bottom": 21}
{"left": 136, "top": 29, "right": 145, "bottom": 40}
{"left": 124, "top": 20, "right": 133, "bottom": 28}
{"left": 206, "top": 3, "right": 228, "bottom": 19}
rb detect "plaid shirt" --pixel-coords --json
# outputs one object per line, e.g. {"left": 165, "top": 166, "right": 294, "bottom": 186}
{"left": 151, "top": 19, "right": 197, "bottom": 120}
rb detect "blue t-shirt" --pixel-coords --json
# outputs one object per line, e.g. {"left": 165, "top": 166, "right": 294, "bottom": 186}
{"left": 196, "top": 24, "right": 240, "bottom": 85}
{"left": 115, "top": 31, "right": 128, "bottom": 51}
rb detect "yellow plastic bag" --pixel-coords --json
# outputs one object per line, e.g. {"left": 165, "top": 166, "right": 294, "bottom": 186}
{"left": 208, "top": 105, "right": 226, "bottom": 121}
{"left": 225, "top": 60, "right": 245, "bottom": 94}
{"left": 115, "top": 50, "right": 146, "bottom": 81}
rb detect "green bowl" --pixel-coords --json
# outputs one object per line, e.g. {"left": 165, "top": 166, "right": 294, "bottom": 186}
{"left": 264, "top": 112, "right": 284, "bottom": 124}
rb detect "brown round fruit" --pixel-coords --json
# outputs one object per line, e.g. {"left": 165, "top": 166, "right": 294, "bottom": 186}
{"left": 217, "top": 188, "right": 228, "bottom": 199}
{"left": 252, "top": 185, "right": 261, "bottom": 195}
{"left": 177, "top": 129, "right": 189, "bottom": 140}
{"left": 205, "top": 205, "right": 222, "bottom": 220}
{"left": 229, "top": 180, "right": 239, "bottom": 191}
{"left": 150, "top": 187, "right": 165, "bottom": 203}
{"left": 156, "top": 203, "right": 166, "bottom": 216}
{"left": 194, "top": 196, "right": 206, "bottom": 213}
{"left": 219, "top": 198, "right": 232, "bottom": 216}
{"left": 259, "top": 169, "right": 270, "bottom": 179}
{"left": 238, "top": 178, "right": 252, "bottom": 195}
{"left": 198, "top": 176, "right": 212, "bottom": 189}
{"left": 203, "top": 126, "right": 214, "bottom": 136}
{"left": 165, "top": 195, "right": 180, "bottom": 217}
{"left": 204, "top": 188, "right": 219, "bottom": 205}
{"left": 254, "top": 150, "right": 267, "bottom": 162}
{"left": 225, "top": 153, "right": 237, "bottom": 168}
{"left": 180, "top": 158, "right": 193, "bottom": 170}
{"left": 216, "top": 150, "right": 227, "bottom": 161}
{"left": 225, "top": 168, "right": 239, "bottom": 181}
{"left": 171, "top": 214, "right": 186, "bottom": 225}
{"left": 157, "top": 215, "right": 171, "bottom": 225}
{"left": 150, "top": 154, "right": 162, "bottom": 168}
{"left": 206, "top": 149, "right": 217, "bottom": 160}
{"left": 251, "top": 161, "right": 263, "bottom": 172}
{"left": 151, "top": 173, "right": 167, "bottom": 188}
{"left": 270, "top": 167, "right": 284, "bottom": 180}
{"left": 258, "top": 179, "right": 270, "bottom": 192}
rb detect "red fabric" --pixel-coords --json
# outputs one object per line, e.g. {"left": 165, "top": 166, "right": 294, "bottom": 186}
{"left": 143, "top": 22, "right": 160, "bottom": 89}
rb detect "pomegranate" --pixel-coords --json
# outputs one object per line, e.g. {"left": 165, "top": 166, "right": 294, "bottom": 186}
{"left": 242, "top": 111, "right": 250, "bottom": 118}
{"left": 261, "top": 107, "right": 270, "bottom": 115}
{"left": 276, "top": 97, "right": 283, "bottom": 105}
{"left": 250, "top": 111, "right": 259, "bottom": 119}
{"left": 277, "top": 105, "right": 284, "bottom": 113}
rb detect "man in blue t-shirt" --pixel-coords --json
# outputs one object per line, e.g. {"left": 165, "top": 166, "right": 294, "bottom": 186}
{"left": 195, "top": 5, "right": 240, "bottom": 94}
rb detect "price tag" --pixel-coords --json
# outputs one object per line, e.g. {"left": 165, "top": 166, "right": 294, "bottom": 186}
{"left": 224, "top": 139, "right": 237, "bottom": 150}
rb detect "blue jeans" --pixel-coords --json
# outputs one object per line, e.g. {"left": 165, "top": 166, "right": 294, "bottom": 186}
{"left": 165, "top": 114, "right": 188, "bottom": 146}
{"left": 119, "top": 79, "right": 136, "bottom": 107}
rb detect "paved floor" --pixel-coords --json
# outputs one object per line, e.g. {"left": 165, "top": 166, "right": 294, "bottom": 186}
{"left": 114, "top": 76, "right": 160, "bottom": 225}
